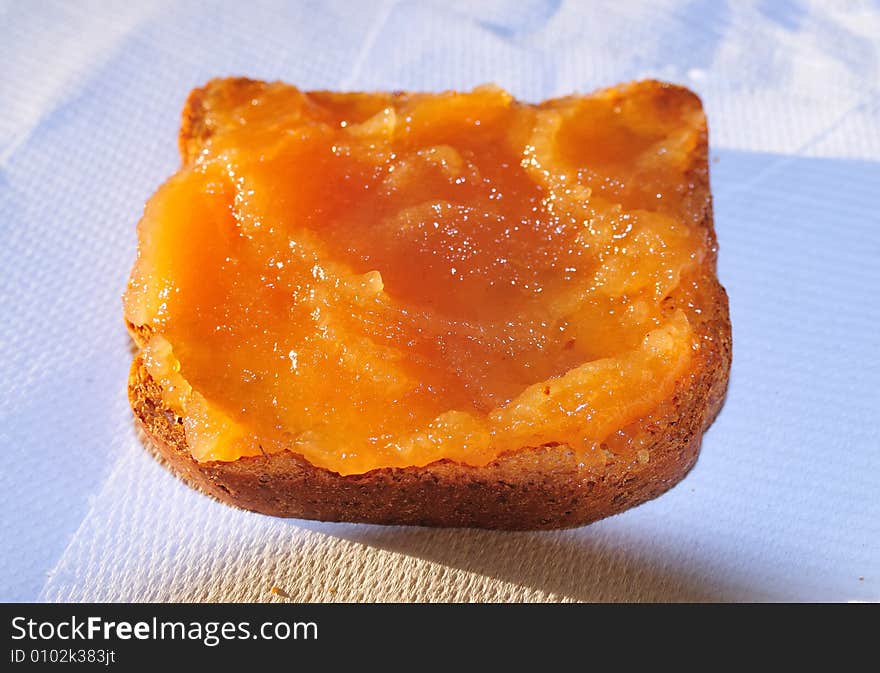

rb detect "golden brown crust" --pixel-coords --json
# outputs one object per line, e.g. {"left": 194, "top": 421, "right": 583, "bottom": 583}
{"left": 178, "top": 84, "right": 208, "bottom": 164}
{"left": 128, "top": 79, "right": 731, "bottom": 530}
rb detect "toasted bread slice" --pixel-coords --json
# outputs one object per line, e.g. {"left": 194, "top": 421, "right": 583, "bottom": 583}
{"left": 126, "top": 79, "right": 730, "bottom": 529}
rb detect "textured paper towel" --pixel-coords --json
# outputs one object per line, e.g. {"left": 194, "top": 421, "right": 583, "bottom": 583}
{"left": 1, "top": 0, "right": 878, "bottom": 602}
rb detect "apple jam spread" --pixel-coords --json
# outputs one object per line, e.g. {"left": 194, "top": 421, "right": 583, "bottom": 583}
{"left": 124, "top": 79, "right": 710, "bottom": 475}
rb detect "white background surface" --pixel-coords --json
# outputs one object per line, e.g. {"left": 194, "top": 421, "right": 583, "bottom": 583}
{"left": 1, "top": 0, "right": 878, "bottom": 602}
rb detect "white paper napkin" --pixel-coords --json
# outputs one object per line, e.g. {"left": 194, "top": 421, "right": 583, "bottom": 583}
{"left": 1, "top": 0, "right": 878, "bottom": 602}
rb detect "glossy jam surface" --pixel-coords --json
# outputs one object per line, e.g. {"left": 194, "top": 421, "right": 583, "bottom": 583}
{"left": 125, "top": 79, "right": 709, "bottom": 474}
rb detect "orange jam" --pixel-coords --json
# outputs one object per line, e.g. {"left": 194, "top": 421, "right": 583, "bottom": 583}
{"left": 125, "top": 79, "right": 709, "bottom": 475}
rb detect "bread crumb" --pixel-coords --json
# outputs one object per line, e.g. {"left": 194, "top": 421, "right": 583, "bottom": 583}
{"left": 271, "top": 586, "right": 290, "bottom": 597}
{"left": 327, "top": 586, "right": 338, "bottom": 595}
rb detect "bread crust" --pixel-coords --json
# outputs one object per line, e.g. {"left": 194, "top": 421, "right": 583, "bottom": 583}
{"left": 128, "top": 79, "right": 731, "bottom": 530}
